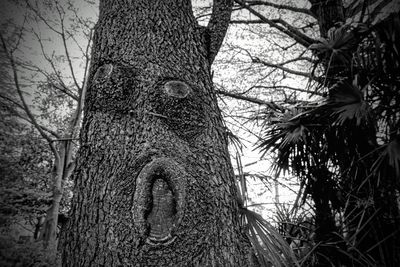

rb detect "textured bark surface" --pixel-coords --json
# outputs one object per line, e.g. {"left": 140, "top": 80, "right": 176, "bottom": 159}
{"left": 61, "top": 1, "right": 255, "bottom": 266}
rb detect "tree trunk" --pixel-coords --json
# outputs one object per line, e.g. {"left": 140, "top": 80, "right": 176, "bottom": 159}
{"left": 309, "top": 0, "right": 344, "bottom": 38}
{"left": 61, "top": 1, "right": 255, "bottom": 266}
{"left": 41, "top": 142, "right": 67, "bottom": 250}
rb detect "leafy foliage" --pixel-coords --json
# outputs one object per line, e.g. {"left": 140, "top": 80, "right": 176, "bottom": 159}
{"left": 309, "top": 24, "right": 363, "bottom": 66}
{"left": 0, "top": 239, "right": 61, "bottom": 267}
{"left": 257, "top": 2, "right": 400, "bottom": 266}
{"left": 235, "top": 151, "right": 300, "bottom": 266}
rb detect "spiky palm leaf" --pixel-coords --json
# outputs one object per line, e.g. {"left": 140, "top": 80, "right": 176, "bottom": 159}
{"left": 309, "top": 24, "right": 361, "bottom": 66}
{"left": 274, "top": 203, "right": 315, "bottom": 260}
{"left": 371, "top": 137, "right": 400, "bottom": 180}
{"left": 257, "top": 107, "right": 325, "bottom": 178}
{"left": 326, "top": 80, "right": 372, "bottom": 126}
{"left": 239, "top": 206, "right": 300, "bottom": 267}
{"left": 234, "top": 152, "right": 299, "bottom": 267}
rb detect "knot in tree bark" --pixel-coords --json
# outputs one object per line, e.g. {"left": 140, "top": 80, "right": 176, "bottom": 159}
{"left": 164, "top": 80, "right": 191, "bottom": 98}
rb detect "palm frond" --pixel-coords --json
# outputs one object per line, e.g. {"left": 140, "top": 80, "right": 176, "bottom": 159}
{"left": 258, "top": 107, "right": 327, "bottom": 179}
{"left": 258, "top": 109, "right": 308, "bottom": 154}
{"left": 327, "top": 80, "right": 371, "bottom": 126}
{"left": 371, "top": 136, "right": 400, "bottom": 179}
{"left": 234, "top": 156, "right": 299, "bottom": 266}
{"left": 240, "top": 206, "right": 300, "bottom": 267}
{"left": 309, "top": 24, "right": 360, "bottom": 65}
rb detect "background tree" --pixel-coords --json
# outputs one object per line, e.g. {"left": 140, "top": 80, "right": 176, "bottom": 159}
{"left": 232, "top": 0, "right": 400, "bottom": 265}
{"left": 0, "top": 0, "right": 94, "bottom": 253}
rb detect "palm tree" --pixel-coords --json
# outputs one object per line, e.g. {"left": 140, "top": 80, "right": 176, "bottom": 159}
{"left": 258, "top": 6, "right": 400, "bottom": 266}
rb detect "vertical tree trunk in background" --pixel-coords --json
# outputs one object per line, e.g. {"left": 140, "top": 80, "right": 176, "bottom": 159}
{"left": 309, "top": 0, "right": 344, "bottom": 38}
{"left": 40, "top": 141, "right": 68, "bottom": 250}
{"left": 309, "top": 0, "right": 346, "bottom": 81}
{"left": 306, "top": 2, "right": 346, "bottom": 265}
{"left": 62, "top": 1, "right": 256, "bottom": 266}
{"left": 309, "top": 167, "right": 338, "bottom": 244}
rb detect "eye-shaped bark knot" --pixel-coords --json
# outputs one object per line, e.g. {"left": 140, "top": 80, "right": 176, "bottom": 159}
{"left": 164, "top": 80, "right": 191, "bottom": 98}
{"left": 93, "top": 64, "right": 113, "bottom": 82}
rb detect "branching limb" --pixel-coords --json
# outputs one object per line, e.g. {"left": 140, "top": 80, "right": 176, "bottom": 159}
{"left": 0, "top": 33, "right": 60, "bottom": 162}
{"left": 207, "top": 0, "right": 234, "bottom": 64}
{"left": 238, "top": 47, "right": 318, "bottom": 80}
{"left": 55, "top": 3, "right": 82, "bottom": 92}
{"left": 230, "top": 20, "right": 318, "bottom": 34}
{"left": 25, "top": 0, "right": 62, "bottom": 35}
{"left": 252, "top": 57, "right": 317, "bottom": 80}
{"left": 251, "top": 85, "right": 324, "bottom": 96}
{"left": 32, "top": 31, "right": 75, "bottom": 95}
{"left": 19, "top": 53, "right": 79, "bottom": 101}
{"left": 0, "top": 95, "right": 61, "bottom": 138}
{"left": 66, "top": 28, "right": 92, "bottom": 140}
{"left": 233, "top": 0, "right": 316, "bottom": 47}
{"left": 277, "top": 56, "right": 315, "bottom": 65}
{"left": 67, "top": 72, "right": 88, "bottom": 139}
{"left": 0, "top": 94, "right": 25, "bottom": 112}
{"left": 245, "top": 0, "right": 316, "bottom": 18}
{"left": 216, "top": 88, "right": 285, "bottom": 111}
{"left": 81, "top": 28, "right": 93, "bottom": 90}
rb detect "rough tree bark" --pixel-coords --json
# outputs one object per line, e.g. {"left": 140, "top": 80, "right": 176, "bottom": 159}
{"left": 61, "top": 1, "right": 257, "bottom": 266}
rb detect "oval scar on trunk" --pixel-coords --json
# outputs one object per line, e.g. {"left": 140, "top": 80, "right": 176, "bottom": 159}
{"left": 146, "top": 178, "right": 176, "bottom": 239}
{"left": 132, "top": 158, "right": 186, "bottom": 246}
{"left": 164, "top": 80, "right": 191, "bottom": 98}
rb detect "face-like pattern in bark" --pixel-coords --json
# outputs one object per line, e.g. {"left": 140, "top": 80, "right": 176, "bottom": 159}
{"left": 93, "top": 64, "right": 113, "bottom": 82}
{"left": 62, "top": 1, "right": 256, "bottom": 265}
{"left": 164, "top": 80, "right": 191, "bottom": 99}
{"left": 147, "top": 78, "right": 207, "bottom": 140}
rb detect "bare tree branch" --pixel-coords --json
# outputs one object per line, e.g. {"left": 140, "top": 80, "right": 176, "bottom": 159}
{"left": 25, "top": 0, "right": 62, "bottom": 35}
{"left": 230, "top": 19, "right": 265, "bottom": 24}
{"left": 216, "top": 88, "right": 285, "bottom": 111}
{"left": 56, "top": 3, "right": 82, "bottom": 92}
{"left": 18, "top": 61, "right": 79, "bottom": 101}
{"left": 32, "top": 31, "right": 74, "bottom": 95}
{"left": 39, "top": 125, "right": 60, "bottom": 139}
{"left": 234, "top": 0, "right": 316, "bottom": 47}
{"left": 1, "top": 33, "right": 60, "bottom": 161}
{"left": 230, "top": 20, "right": 318, "bottom": 35}
{"left": 66, "top": 29, "right": 92, "bottom": 140}
{"left": 207, "top": 0, "right": 234, "bottom": 64}
{"left": 236, "top": 47, "right": 318, "bottom": 80}
{"left": 0, "top": 93, "right": 62, "bottom": 138}
{"left": 7, "top": 16, "right": 28, "bottom": 54}
{"left": 252, "top": 57, "right": 317, "bottom": 80}
{"left": 277, "top": 56, "right": 315, "bottom": 65}
{"left": 0, "top": 93, "right": 24, "bottom": 111}
{"left": 251, "top": 85, "right": 324, "bottom": 96}
{"left": 245, "top": 0, "right": 316, "bottom": 18}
